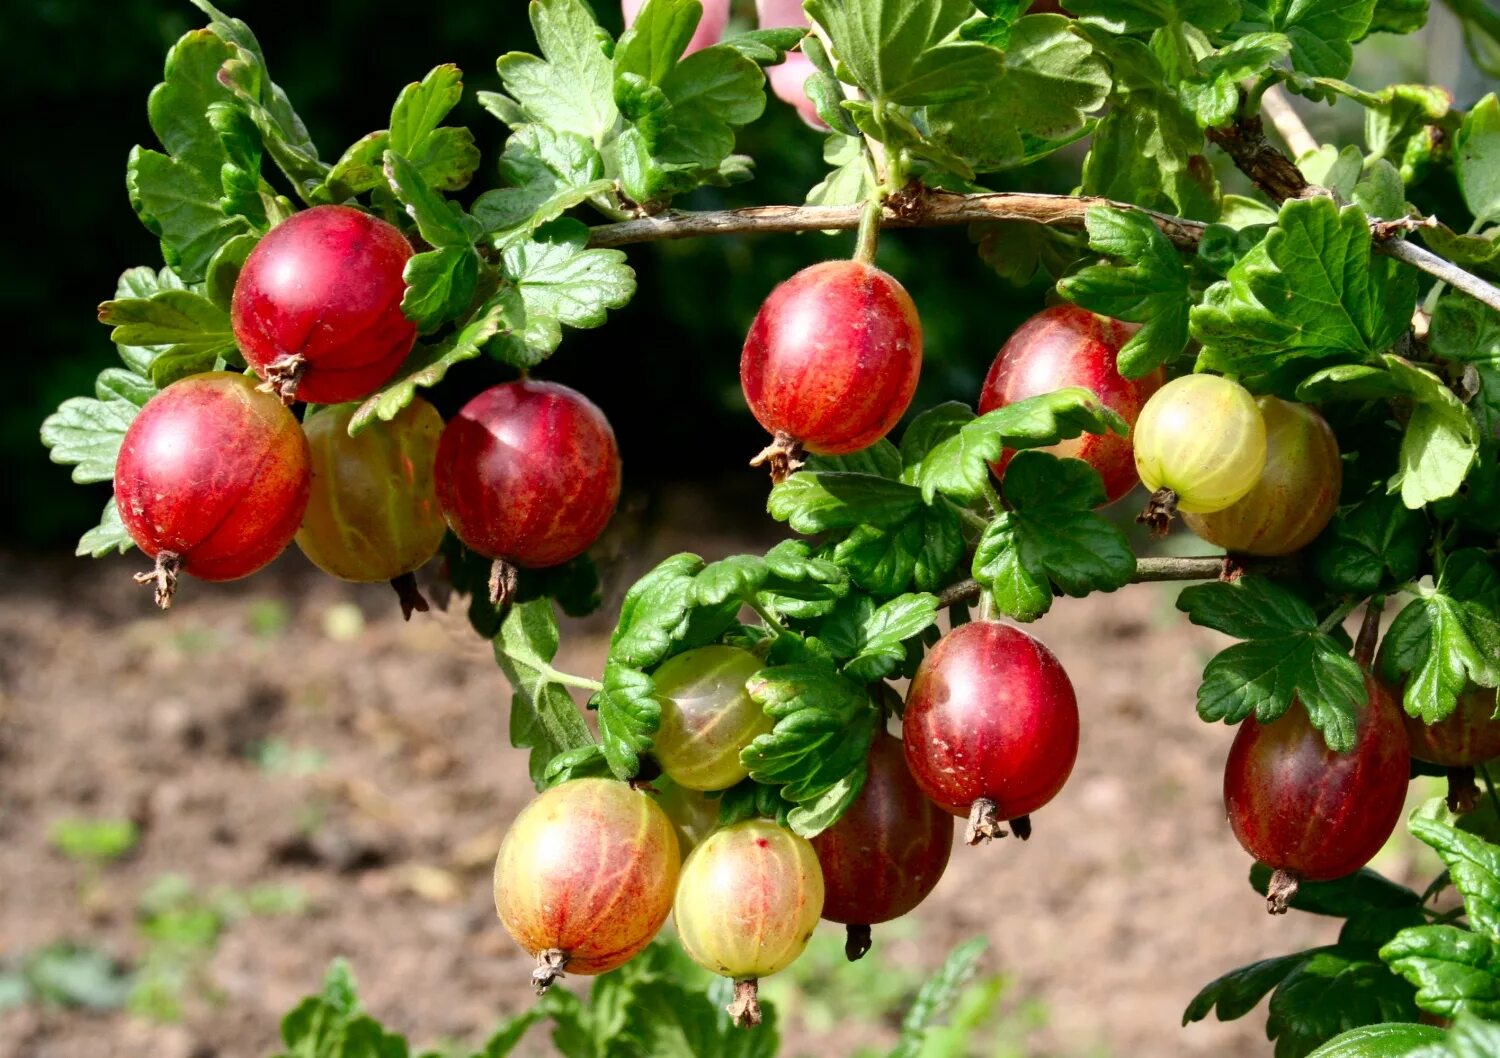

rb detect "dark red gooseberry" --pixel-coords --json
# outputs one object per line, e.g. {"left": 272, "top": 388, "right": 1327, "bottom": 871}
{"left": 903, "top": 621, "right": 1080, "bottom": 846}
{"left": 811, "top": 730, "right": 954, "bottom": 960}
{"left": 1403, "top": 686, "right": 1500, "bottom": 813}
{"left": 114, "top": 371, "right": 312, "bottom": 607}
{"left": 435, "top": 381, "right": 621, "bottom": 585}
{"left": 231, "top": 205, "right": 416, "bottom": 404}
{"left": 740, "top": 260, "right": 922, "bottom": 478}
{"left": 979, "top": 305, "right": 1160, "bottom": 505}
{"left": 1223, "top": 675, "right": 1410, "bottom": 913}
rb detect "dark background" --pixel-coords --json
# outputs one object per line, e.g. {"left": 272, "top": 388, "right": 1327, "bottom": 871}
{"left": 0, "top": 0, "right": 1457, "bottom": 552}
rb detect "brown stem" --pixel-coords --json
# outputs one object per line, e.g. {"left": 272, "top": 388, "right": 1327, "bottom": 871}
{"left": 531, "top": 948, "right": 569, "bottom": 995}
{"left": 1137, "top": 488, "right": 1180, "bottom": 536}
{"left": 1205, "top": 109, "right": 1314, "bottom": 203}
{"left": 1008, "top": 815, "right": 1032, "bottom": 841}
{"left": 1266, "top": 868, "right": 1301, "bottom": 914}
{"left": 1355, "top": 597, "right": 1385, "bottom": 671}
{"left": 1447, "top": 767, "right": 1482, "bottom": 814}
{"left": 389, "top": 573, "right": 430, "bottom": 621}
{"left": 749, "top": 431, "right": 807, "bottom": 485}
{"left": 844, "top": 924, "right": 873, "bottom": 962}
{"left": 588, "top": 190, "right": 1207, "bottom": 252}
{"left": 965, "top": 798, "right": 1007, "bottom": 846}
{"left": 255, "top": 354, "right": 307, "bottom": 405}
{"left": 134, "top": 550, "right": 181, "bottom": 610}
{"left": 489, "top": 559, "right": 519, "bottom": 608}
{"left": 727, "top": 978, "right": 762, "bottom": 1028}
{"left": 934, "top": 554, "right": 1303, "bottom": 609}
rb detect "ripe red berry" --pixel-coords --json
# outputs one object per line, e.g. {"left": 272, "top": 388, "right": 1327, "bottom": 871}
{"left": 231, "top": 205, "right": 417, "bottom": 404}
{"left": 435, "top": 381, "right": 620, "bottom": 590}
{"left": 811, "top": 730, "right": 953, "bottom": 959}
{"left": 740, "top": 260, "right": 922, "bottom": 478}
{"left": 114, "top": 372, "right": 312, "bottom": 607}
{"left": 1402, "top": 686, "right": 1500, "bottom": 813}
{"left": 494, "top": 778, "right": 679, "bottom": 992}
{"left": 1223, "top": 676, "right": 1410, "bottom": 913}
{"left": 979, "top": 305, "right": 1161, "bottom": 505}
{"left": 903, "top": 621, "right": 1080, "bottom": 845}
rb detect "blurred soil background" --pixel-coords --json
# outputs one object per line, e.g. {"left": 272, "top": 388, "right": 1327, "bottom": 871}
{"left": 0, "top": 1, "right": 1485, "bottom": 1056}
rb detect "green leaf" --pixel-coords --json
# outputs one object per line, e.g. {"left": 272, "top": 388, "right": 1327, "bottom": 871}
{"left": 491, "top": 220, "right": 636, "bottom": 368}
{"left": 1183, "top": 950, "right": 1322, "bottom": 1025}
{"left": 925, "top": 15, "right": 1111, "bottom": 174}
{"left": 1458, "top": 94, "right": 1500, "bottom": 226}
{"left": 611, "top": 553, "right": 706, "bottom": 669}
{"left": 1382, "top": 550, "right": 1500, "bottom": 724}
{"left": 831, "top": 506, "right": 965, "bottom": 596}
{"left": 77, "top": 499, "right": 134, "bottom": 559}
{"left": 1447, "top": 1014, "right": 1500, "bottom": 1058}
{"left": 1312, "top": 492, "right": 1427, "bottom": 595}
{"left": 767, "top": 472, "right": 926, "bottom": 534}
{"left": 817, "top": 593, "right": 940, "bottom": 681}
{"left": 1179, "top": 33, "right": 1292, "bottom": 129}
{"left": 1228, "top": 0, "right": 1375, "bottom": 78}
{"left": 741, "top": 664, "right": 878, "bottom": 836}
{"left": 1077, "top": 31, "right": 1217, "bottom": 220}
{"left": 390, "top": 64, "right": 461, "bottom": 158}
{"left": 97, "top": 288, "right": 236, "bottom": 386}
{"left": 1191, "top": 197, "right": 1421, "bottom": 378}
{"left": 274, "top": 956, "right": 412, "bottom": 1058}
{"left": 1306, "top": 1023, "right": 1446, "bottom": 1057}
{"left": 595, "top": 663, "right": 659, "bottom": 781}
{"left": 127, "top": 146, "right": 254, "bottom": 285}
{"left": 900, "top": 401, "right": 975, "bottom": 482}
{"left": 1177, "top": 578, "right": 1367, "bottom": 750}
{"left": 349, "top": 288, "right": 521, "bottom": 433}
{"left": 40, "top": 398, "right": 138, "bottom": 486}
{"left": 915, "top": 388, "right": 1129, "bottom": 505}
{"left": 497, "top": 0, "right": 619, "bottom": 142}
{"left": 756, "top": 539, "right": 850, "bottom": 622}
{"left": 1248, "top": 863, "right": 1424, "bottom": 918}
{"left": 806, "top": 439, "right": 903, "bottom": 478}
{"left": 890, "top": 938, "right": 990, "bottom": 1058}
{"left": 400, "top": 247, "right": 479, "bottom": 333}
{"left": 493, "top": 600, "right": 596, "bottom": 789}
{"left": 1384, "top": 356, "right": 1482, "bottom": 508}
{"left": 962, "top": 0, "right": 1025, "bottom": 48}
{"left": 1381, "top": 926, "right": 1500, "bottom": 1019}
{"left": 805, "top": 0, "right": 1009, "bottom": 106}
{"left": 1057, "top": 206, "right": 1193, "bottom": 378}
{"left": 1266, "top": 948, "right": 1422, "bottom": 1057}
{"left": 1429, "top": 296, "right": 1500, "bottom": 442}
{"left": 972, "top": 452, "right": 1136, "bottom": 622}
{"left": 1409, "top": 816, "right": 1500, "bottom": 941}
{"left": 1067, "top": 0, "right": 1240, "bottom": 34}
{"left": 383, "top": 150, "right": 476, "bottom": 250}
{"left": 473, "top": 126, "right": 612, "bottom": 239}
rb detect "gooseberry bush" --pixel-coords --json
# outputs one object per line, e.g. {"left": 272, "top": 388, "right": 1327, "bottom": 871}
{"left": 38, "top": 0, "right": 1500, "bottom": 1054}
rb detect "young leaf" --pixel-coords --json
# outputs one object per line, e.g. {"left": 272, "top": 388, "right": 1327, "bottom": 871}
{"left": 889, "top": 937, "right": 990, "bottom": 1058}
{"left": 971, "top": 452, "right": 1136, "bottom": 622}
{"left": 900, "top": 401, "right": 975, "bottom": 480}
{"left": 472, "top": 126, "right": 613, "bottom": 239}
{"left": 1429, "top": 296, "right": 1500, "bottom": 442}
{"left": 817, "top": 592, "right": 940, "bottom": 681}
{"left": 595, "top": 663, "right": 659, "bottom": 781}
{"left": 741, "top": 663, "right": 878, "bottom": 836}
{"left": 915, "top": 388, "right": 1128, "bottom": 505}
{"left": 490, "top": 220, "right": 636, "bottom": 368}
{"left": 96, "top": 288, "right": 237, "bottom": 386}
{"left": 1192, "top": 198, "right": 1421, "bottom": 378}
{"left": 1183, "top": 950, "right": 1324, "bottom": 1026}
{"left": 1381, "top": 549, "right": 1500, "bottom": 723}
{"left": 1057, "top": 205, "right": 1194, "bottom": 378}
{"left": 77, "top": 499, "right": 133, "bottom": 559}
{"left": 611, "top": 553, "right": 706, "bottom": 669}
{"left": 383, "top": 150, "right": 477, "bottom": 250}
{"left": 1409, "top": 816, "right": 1500, "bottom": 940}
{"left": 767, "top": 472, "right": 927, "bottom": 533}
{"left": 496, "top": 0, "right": 619, "bottom": 142}
{"left": 1227, "top": 0, "right": 1376, "bottom": 78}
{"left": 39, "top": 398, "right": 138, "bottom": 485}
{"left": 1380, "top": 925, "right": 1500, "bottom": 1019}
{"left": 1457, "top": 93, "right": 1500, "bottom": 226}
{"left": 1177, "top": 578, "right": 1368, "bottom": 750}
{"left": 1179, "top": 33, "right": 1293, "bottom": 128}
{"left": 493, "top": 600, "right": 596, "bottom": 789}
{"left": 831, "top": 506, "right": 965, "bottom": 596}
{"left": 1265, "top": 948, "right": 1421, "bottom": 1056}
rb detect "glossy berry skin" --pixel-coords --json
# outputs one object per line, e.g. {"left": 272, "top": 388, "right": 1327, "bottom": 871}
{"left": 1404, "top": 685, "right": 1500, "bottom": 767}
{"left": 651, "top": 646, "right": 772, "bottom": 791}
{"left": 1224, "top": 677, "right": 1410, "bottom": 882}
{"left": 493, "top": 779, "right": 679, "bottom": 977}
{"left": 1134, "top": 374, "right": 1267, "bottom": 514}
{"left": 435, "top": 381, "right": 621, "bottom": 568}
{"left": 674, "top": 820, "right": 824, "bottom": 980}
{"left": 811, "top": 731, "right": 953, "bottom": 925}
{"left": 903, "top": 621, "right": 1080, "bottom": 819}
{"left": 295, "top": 399, "right": 445, "bottom": 582}
{"left": 653, "top": 777, "right": 721, "bottom": 855}
{"left": 979, "top": 306, "right": 1161, "bottom": 505}
{"left": 114, "top": 372, "right": 311, "bottom": 581}
{"left": 231, "top": 205, "right": 416, "bottom": 404}
{"left": 740, "top": 261, "right": 923, "bottom": 455}
{"left": 1183, "top": 397, "right": 1341, "bottom": 556}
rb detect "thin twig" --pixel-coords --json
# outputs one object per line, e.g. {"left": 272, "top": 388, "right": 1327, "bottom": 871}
{"left": 1260, "top": 85, "right": 1319, "bottom": 159}
{"left": 933, "top": 554, "right": 1301, "bottom": 608}
{"left": 1379, "top": 238, "right": 1500, "bottom": 315}
{"left": 588, "top": 191, "right": 1207, "bottom": 251}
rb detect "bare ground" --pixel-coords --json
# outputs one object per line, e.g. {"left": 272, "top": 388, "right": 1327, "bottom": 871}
{"left": 0, "top": 499, "right": 1437, "bottom": 1058}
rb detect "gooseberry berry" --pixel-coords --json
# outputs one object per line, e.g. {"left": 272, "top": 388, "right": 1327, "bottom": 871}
{"left": 979, "top": 305, "right": 1161, "bottom": 505}
{"left": 1403, "top": 685, "right": 1500, "bottom": 813}
{"left": 674, "top": 818, "right": 824, "bottom": 1027}
{"left": 903, "top": 621, "right": 1079, "bottom": 845}
{"left": 650, "top": 645, "right": 771, "bottom": 791}
{"left": 493, "top": 778, "right": 679, "bottom": 992}
{"left": 231, "top": 205, "right": 416, "bottom": 404}
{"left": 114, "top": 371, "right": 312, "bottom": 608}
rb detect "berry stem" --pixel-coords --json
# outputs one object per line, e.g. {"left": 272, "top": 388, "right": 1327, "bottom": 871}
{"left": 1317, "top": 598, "right": 1362, "bottom": 637}
{"left": 727, "top": 978, "right": 762, "bottom": 1028}
{"left": 1354, "top": 596, "right": 1385, "bottom": 669}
